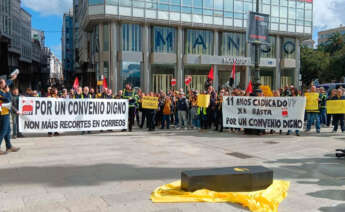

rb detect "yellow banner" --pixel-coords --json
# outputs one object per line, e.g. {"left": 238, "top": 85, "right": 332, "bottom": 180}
{"left": 327, "top": 100, "right": 345, "bottom": 114}
{"left": 142, "top": 96, "right": 159, "bottom": 109}
{"left": 197, "top": 94, "right": 210, "bottom": 108}
{"left": 97, "top": 81, "right": 103, "bottom": 86}
{"left": 305, "top": 92, "right": 319, "bottom": 110}
{"left": 259, "top": 85, "right": 273, "bottom": 97}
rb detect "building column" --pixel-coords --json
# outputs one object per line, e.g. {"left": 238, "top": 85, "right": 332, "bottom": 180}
{"left": 295, "top": 38, "right": 301, "bottom": 89}
{"left": 110, "top": 22, "right": 119, "bottom": 93}
{"left": 176, "top": 27, "right": 184, "bottom": 89}
{"left": 142, "top": 24, "right": 151, "bottom": 93}
{"left": 99, "top": 24, "right": 104, "bottom": 82}
{"left": 275, "top": 36, "right": 281, "bottom": 90}
{"left": 244, "top": 43, "right": 251, "bottom": 89}
{"left": 213, "top": 30, "right": 219, "bottom": 90}
{"left": 117, "top": 23, "right": 123, "bottom": 91}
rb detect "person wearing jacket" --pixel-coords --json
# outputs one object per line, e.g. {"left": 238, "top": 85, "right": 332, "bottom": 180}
{"left": 122, "top": 83, "right": 137, "bottom": 132}
{"left": 11, "top": 88, "right": 23, "bottom": 139}
{"left": 160, "top": 96, "right": 173, "bottom": 129}
{"left": 176, "top": 92, "right": 188, "bottom": 129}
{"left": 0, "top": 74, "right": 20, "bottom": 155}
{"left": 319, "top": 87, "right": 328, "bottom": 126}
{"left": 331, "top": 89, "right": 345, "bottom": 133}
{"left": 306, "top": 86, "right": 321, "bottom": 133}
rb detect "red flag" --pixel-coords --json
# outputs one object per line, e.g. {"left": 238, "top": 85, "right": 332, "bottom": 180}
{"left": 103, "top": 77, "right": 108, "bottom": 89}
{"left": 185, "top": 76, "right": 192, "bottom": 86}
{"left": 246, "top": 80, "right": 253, "bottom": 94}
{"left": 171, "top": 78, "right": 176, "bottom": 86}
{"left": 208, "top": 66, "right": 214, "bottom": 80}
{"left": 73, "top": 77, "right": 79, "bottom": 90}
{"left": 232, "top": 62, "right": 236, "bottom": 79}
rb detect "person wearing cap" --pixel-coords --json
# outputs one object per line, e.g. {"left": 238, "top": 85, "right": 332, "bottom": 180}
{"left": 0, "top": 74, "right": 20, "bottom": 155}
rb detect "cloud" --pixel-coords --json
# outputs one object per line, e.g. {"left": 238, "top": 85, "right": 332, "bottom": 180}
{"left": 314, "top": 0, "right": 345, "bottom": 30}
{"left": 22, "top": 0, "right": 72, "bottom": 16}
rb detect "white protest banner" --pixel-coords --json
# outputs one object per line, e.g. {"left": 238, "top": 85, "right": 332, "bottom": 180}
{"left": 222, "top": 96, "right": 306, "bottom": 131}
{"left": 19, "top": 97, "right": 128, "bottom": 133}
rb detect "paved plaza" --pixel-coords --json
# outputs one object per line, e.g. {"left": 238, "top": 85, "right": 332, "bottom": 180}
{"left": 1, "top": 128, "right": 345, "bottom": 212}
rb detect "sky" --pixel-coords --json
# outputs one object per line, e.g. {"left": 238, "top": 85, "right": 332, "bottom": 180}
{"left": 22, "top": 0, "right": 345, "bottom": 61}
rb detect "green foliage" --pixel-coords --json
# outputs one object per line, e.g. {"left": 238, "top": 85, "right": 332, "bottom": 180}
{"left": 301, "top": 32, "right": 345, "bottom": 86}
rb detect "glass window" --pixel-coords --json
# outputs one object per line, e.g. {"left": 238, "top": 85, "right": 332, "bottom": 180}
{"left": 262, "top": 4, "right": 270, "bottom": 14}
{"left": 214, "top": 0, "right": 223, "bottom": 10}
{"left": 103, "top": 24, "right": 109, "bottom": 51}
{"left": 224, "top": 11, "right": 233, "bottom": 18}
{"left": 104, "top": 61, "right": 109, "bottom": 83}
{"left": 185, "top": 29, "right": 213, "bottom": 55}
{"left": 106, "top": 0, "right": 118, "bottom": 5}
{"left": 234, "top": 0, "right": 243, "bottom": 12}
{"left": 288, "top": 8, "right": 296, "bottom": 19}
{"left": 288, "top": 0, "right": 295, "bottom": 8}
{"left": 305, "top": 2, "right": 312, "bottom": 10}
{"left": 262, "top": 0, "right": 270, "bottom": 4}
{"left": 260, "top": 36, "right": 276, "bottom": 58}
{"left": 272, "top": 5, "right": 279, "bottom": 16}
{"left": 171, "top": 0, "right": 181, "bottom": 4}
{"left": 221, "top": 32, "right": 246, "bottom": 56}
{"left": 133, "top": 0, "right": 145, "bottom": 7}
{"left": 203, "top": 9, "right": 213, "bottom": 15}
{"left": 297, "top": 1, "right": 304, "bottom": 8}
{"left": 158, "top": 3, "right": 169, "bottom": 10}
{"left": 296, "top": 9, "right": 304, "bottom": 19}
{"left": 193, "top": 8, "right": 202, "bottom": 14}
{"left": 119, "top": 0, "right": 131, "bottom": 6}
{"left": 305, "top": 10, "right": 312, "bottom": 20}
{"left": 203, "top": 0, "right": 214, "bottom": 9}
{"left": 243, "top": 2, "right": 252, "bottom": 13}
{"left": 280, "top": 7, "right": 287, "bottom": 18}
{"left": 194, "top": 0, "right": 202, "bottom": 7}
{"left": 171, "top": 5, "right": 181, "bottom": 12}
{"left": 271, "top": 0, "right": 278, "bottom": 5}
{"left": 152, "top": 26, "right": 176, "bottom": 53}
{"left": 122, "top": 23, "right": 142, "bottom": 51}
{"left": 282, "top": 37, "right": 296, "bottom": 59}
{"left": 182, "top": 0, "right": 192, "bottom": 6}
{"left": 122, "top": 62, "right": 141, "bottom": 88}
{"left": 224, "top": 0, "right": 233, "bottom": 11}
{"left": 182, "top": 6, "right": 192, "bottom": 13}
{"left": 89, "top": 0, "right": 104, "bottom": 5}
{"left": 280, "top": 0, "right": 287, "bottom": 7}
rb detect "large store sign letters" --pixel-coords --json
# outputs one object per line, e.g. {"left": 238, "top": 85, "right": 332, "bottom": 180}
{"left": 155, "top": 31, "right": 174, "bottom": 49}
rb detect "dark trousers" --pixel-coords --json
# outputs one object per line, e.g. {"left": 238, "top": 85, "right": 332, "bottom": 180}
{"left": 161, "top": 115, "right": 170, "bottom": 129}
{"left": 140, "top": 110, "right": 147, "bottom": 128}
{"left": 128, "top": 107, "right": 135, "bottom": 131}
{"left": 11, "top": 113, "right": 19, "bottom": 137}
{"left": 147, "top": 110, "right": 155, "bottom": 130}
{"left": 333, "top": 114, "right": 345, "bottom": 132}
{"left": 207, "top": 108, "right": 215, "bottom": 129}
{"left": 327, "top": 114, "right": 333, "bottom": 126}
{"left": 0, "top": 115, "right": 12, "bottom": 149}
{"left": 216, "top": 111, "right": 223, "bottom": 131}
{"left": 135, "top": 109, "right": 140, "bottom": 126}
{"left": 200, "top": 114, "right": 208, "bottom": 129}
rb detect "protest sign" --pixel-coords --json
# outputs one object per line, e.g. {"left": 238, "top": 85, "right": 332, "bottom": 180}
{"left": 197, "top": 94, "right": 210, "bottom": 108}
{"left": 326, "top": 100, "right": 345, "bottom": 114}
{"left": 19, "top": 97, "right": 128, "bottom": 133}
{"left": 142, "top": 96, "right": 159, "bottom": 109}
{"left": 222, "top": 96, "right": 306, "bottom": 131}
{"left": 305, "top": 92, "right": 319, "bottom": 110}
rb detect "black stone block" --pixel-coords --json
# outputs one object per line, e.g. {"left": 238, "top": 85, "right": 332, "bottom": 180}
{"left": 181, "top": 166, "right": 273, "bottom": 192}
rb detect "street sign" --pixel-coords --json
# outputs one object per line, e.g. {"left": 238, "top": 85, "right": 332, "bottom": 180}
{"left": 247, "top": 12, "right": 270, "bottom": 45}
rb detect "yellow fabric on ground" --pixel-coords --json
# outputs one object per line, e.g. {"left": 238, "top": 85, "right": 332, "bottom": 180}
{"left": 151, "top": 180, "right": 290, "bottom": 212}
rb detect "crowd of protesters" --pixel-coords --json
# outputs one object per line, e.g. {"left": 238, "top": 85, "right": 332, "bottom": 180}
{"left": 1, "top": 74, "right": 345, "bottom": 155}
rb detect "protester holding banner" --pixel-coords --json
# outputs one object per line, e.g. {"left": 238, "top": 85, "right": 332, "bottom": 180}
{"left": 11, "top": 88, "right": 22, "bottom": 139}
{"left": 319, "top": 87, "right": 328, "bottom": 126}
{"left": 329, "top": 89, "right": 345, "bottom": 133}
{"left": 305, "top": 86, "right": 321, "bottom": 133}
{"left": 188, "top": 90, "right": 199, "bottom": 129}
{"left": 122, "top": 83, "right": 137, "bottom": 132}
{"left": 0, "top": 75, "right": 20, "bottom": 155}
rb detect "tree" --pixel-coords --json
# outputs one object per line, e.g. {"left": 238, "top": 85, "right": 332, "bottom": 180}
{"left": 322, "top": 32, "right": 345, "bottom": 55}
{"left": 300, "top": 47, "right": 330, "bottom": 87}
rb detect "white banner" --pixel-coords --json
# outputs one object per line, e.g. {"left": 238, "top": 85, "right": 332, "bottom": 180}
{"left": 19, "top": 97, "right": 128, "bottom": 133}
{"left": 222, "top": 96, "right": 306, "bottom": 131}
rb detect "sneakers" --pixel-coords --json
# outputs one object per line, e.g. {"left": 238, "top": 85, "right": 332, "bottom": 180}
{"left": 6, "top": 147, "right": 20, "bottom": 153}
{"left": 0, "top": 150, "right": 7, "bottom": 155}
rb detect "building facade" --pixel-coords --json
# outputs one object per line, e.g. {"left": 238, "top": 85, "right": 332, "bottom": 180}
{"left": 62, "top": 11, "right": 75, "bottom": 87}
{"left": 302, "top": 39, "right": 314, "bottom": 49}
{"left": 318, "top": 24, "right": 345, "bottom": 46}
{"left": 0, "top": 0, "right": 12, "bottom": 76}
{"left": 77, "top": 0, "right": 313, "bottom": 92}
